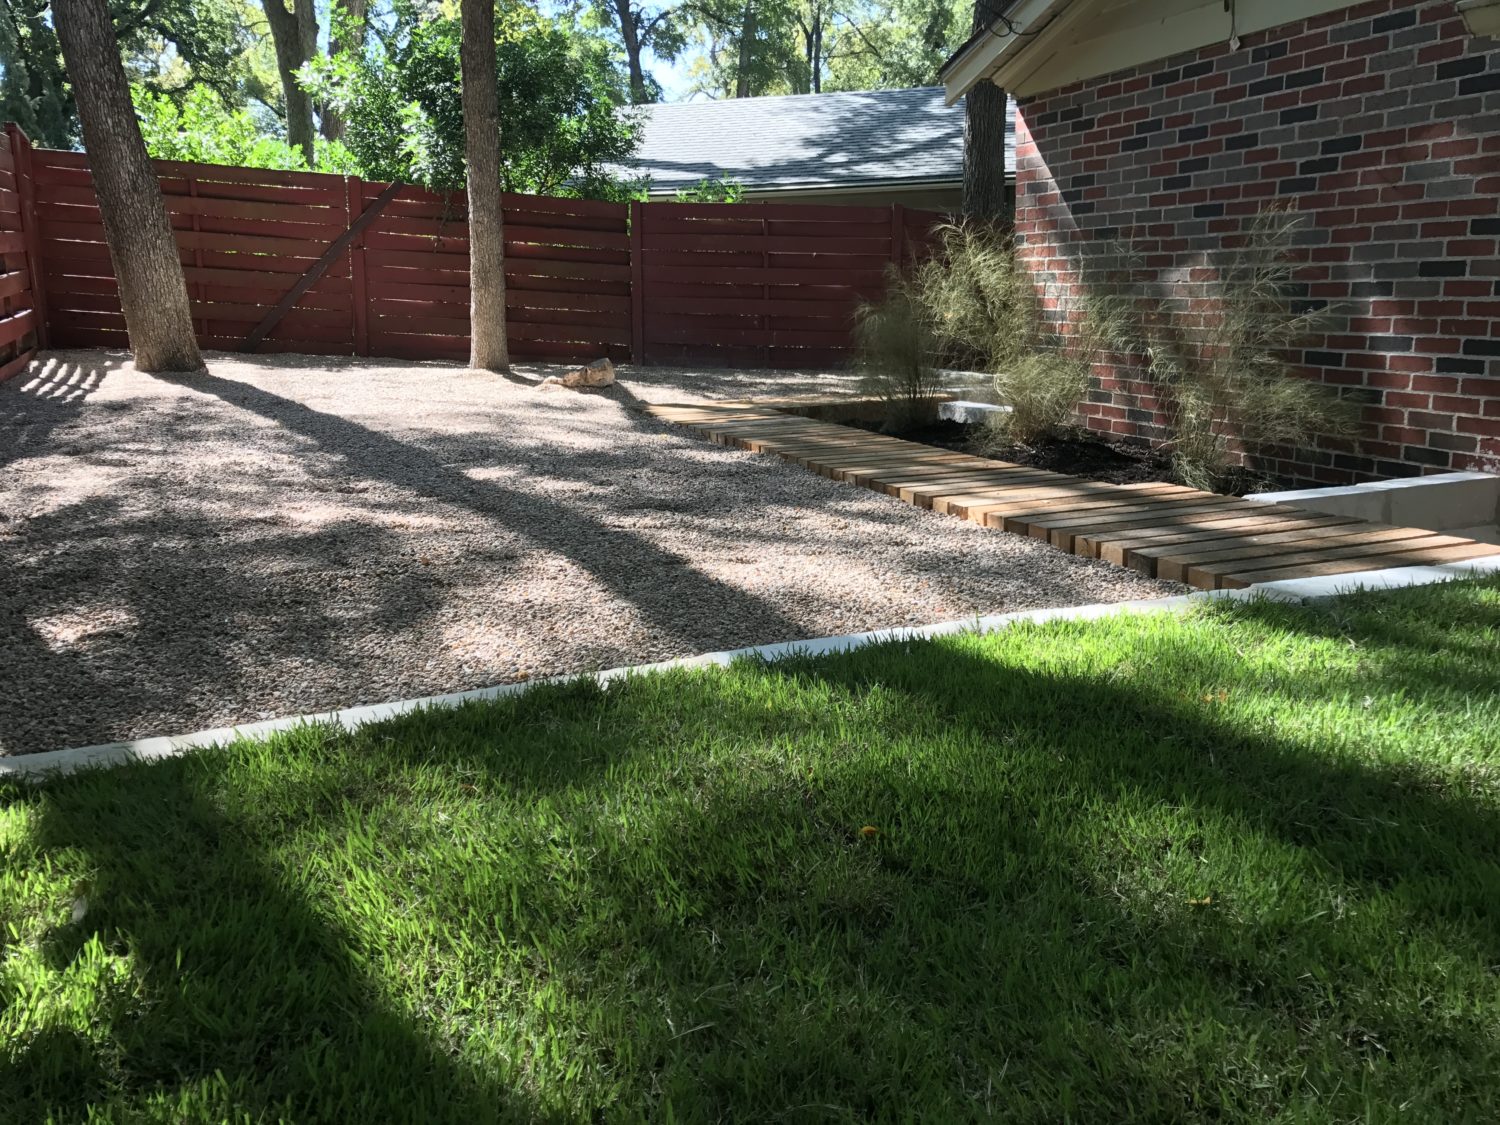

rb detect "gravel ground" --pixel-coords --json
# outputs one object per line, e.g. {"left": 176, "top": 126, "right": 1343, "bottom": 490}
{"left": 0, "top": 350, "right": 1181, "bottom": 755}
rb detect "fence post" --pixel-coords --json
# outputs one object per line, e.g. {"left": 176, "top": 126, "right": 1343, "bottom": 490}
{"left": 7, "top": 123, "right": 49, "bottom": 350}
{"left": 629, "top": 199, "right": 644, "bottom": 366}
{"left": 347, "top": 175, "right": 369, "bottom": 356}
{"left": 889, "top": 203, "right": 906, "bottom": 272}
{"left": 187, "top": 171, "right": 205, "bottom": 343}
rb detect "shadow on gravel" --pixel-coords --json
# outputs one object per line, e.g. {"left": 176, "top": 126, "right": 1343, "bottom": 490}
{"left": 154, "top": 367, "right": 809, "bottom": 646}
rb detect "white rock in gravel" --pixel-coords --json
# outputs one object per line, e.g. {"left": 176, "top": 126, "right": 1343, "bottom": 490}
{"left": 541, "top": 357, "right": 615, "bottom": 390}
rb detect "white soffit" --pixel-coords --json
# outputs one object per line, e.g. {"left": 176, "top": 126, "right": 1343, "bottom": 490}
{"left": 950, "top": 0, "right": 1376, "bottom": 101}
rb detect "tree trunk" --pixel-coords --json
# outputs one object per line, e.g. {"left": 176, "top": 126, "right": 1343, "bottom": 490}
{"left": 461, "top": 0, "right": 509, "bottom": 372}
{"left": 262, "top": 0, "right": 318, "bottom": 166}
{"left": 963, "top": 80, "right": 1010, "bottom": 223}
{"left": 614, "top": 0, "right": 649, "bottom": 104}
{"left": 322, "top": 0, "right": 368, "bottom": 142}
{"left": 735, "top": 3, "right": 756, "bottom": 98}
{"left": 54, "top": 0, "right": 201, "bottom": 372}
{"left": 963, "top": 1, "right": 1011, "bottom": 223}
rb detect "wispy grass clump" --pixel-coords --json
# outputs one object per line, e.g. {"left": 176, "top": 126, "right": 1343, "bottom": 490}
{"left": 855, "top": 222, "right": 1129, "bottom": 444}
{"left": 855, "top": 211, "right": 1362, "bottom": 488}
{"left": 1086, "top": 207, "right": 1363, "bottom": 489}
{"left": 4, "top": 578, "right": 1500, "bottom": 1121}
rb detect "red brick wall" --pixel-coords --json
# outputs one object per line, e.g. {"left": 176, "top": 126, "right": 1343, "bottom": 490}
{"left": 1014, "top": 0, "right": 1500, "bottom": 484}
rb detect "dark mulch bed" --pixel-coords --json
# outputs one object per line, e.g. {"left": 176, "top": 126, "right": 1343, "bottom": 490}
{"left": 854, "top": 419, "right": 1281, "bottom": 495}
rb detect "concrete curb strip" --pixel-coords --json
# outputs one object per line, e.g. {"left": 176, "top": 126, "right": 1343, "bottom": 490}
{"left": 6, "top": 554, "right": 1499, "bottom": 782}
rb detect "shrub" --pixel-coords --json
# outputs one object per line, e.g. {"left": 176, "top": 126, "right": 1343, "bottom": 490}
{"left": 674, "top": 177, "right": 745, "bottom": 203}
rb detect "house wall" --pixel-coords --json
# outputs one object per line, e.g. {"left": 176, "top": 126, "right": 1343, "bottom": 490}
{"left": 1013, "top": 0, "right": 1500, "bottom": 484}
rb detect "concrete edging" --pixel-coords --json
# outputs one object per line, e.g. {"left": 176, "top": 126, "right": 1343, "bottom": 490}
{"left": 6, "top": 556, "right": 1500, "bottom": 783}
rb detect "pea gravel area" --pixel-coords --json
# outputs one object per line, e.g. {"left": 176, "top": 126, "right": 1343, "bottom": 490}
{"left": 0, "top": 350, "right": 1181, "bottom": 756}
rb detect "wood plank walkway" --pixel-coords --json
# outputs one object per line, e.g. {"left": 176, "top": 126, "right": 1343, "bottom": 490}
{"left": 645, "top": 402, "right": 1497, "bottom": 591}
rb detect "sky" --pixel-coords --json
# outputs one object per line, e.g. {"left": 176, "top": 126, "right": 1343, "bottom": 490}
{"left": 648, "top": 50, "right": 698, "bottom": 101}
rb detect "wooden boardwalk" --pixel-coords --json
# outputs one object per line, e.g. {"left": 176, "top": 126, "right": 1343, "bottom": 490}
{"left": 645, "top": 402, "right": 1496, "bottom": 591}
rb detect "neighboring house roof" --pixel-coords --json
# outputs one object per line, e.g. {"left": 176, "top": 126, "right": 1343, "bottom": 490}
{"left": 620, "top": 87, "right": 1015, "bottom": 196}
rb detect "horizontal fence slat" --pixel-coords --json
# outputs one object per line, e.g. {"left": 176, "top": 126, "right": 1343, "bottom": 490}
{"left": 0, "top": 307, "right": 34, "bottom": 347}
{"left": 642, "top": 264, "right": 888, "bottom": 286}
{"left": 0, "top": 268, "right": 30, "bottom": 300}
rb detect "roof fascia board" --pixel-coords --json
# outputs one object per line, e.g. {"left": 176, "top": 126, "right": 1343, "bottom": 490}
{"left": 994, "top": 0, "right": 1114, "bottom": 97}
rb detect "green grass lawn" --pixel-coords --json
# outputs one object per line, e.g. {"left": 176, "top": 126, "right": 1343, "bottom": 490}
{"left": 4, "top": 580, "right": 1500, "bottom": 1123}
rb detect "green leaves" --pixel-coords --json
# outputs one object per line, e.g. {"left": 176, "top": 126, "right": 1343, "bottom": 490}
{"left": 302, "top": 4, "right": 643, "bottom": 197}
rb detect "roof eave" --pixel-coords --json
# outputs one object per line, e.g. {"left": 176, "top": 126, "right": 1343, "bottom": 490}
{"left": 939, "top": 0, "right": 1073, "bottom": 103}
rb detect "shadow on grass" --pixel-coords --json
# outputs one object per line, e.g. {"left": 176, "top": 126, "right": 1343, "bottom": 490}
{"left": 5, "top": 587, "right": 1498, "bottom": 1119}
{"left": 2, "top": 760, "right": 543, "bottom": 1122}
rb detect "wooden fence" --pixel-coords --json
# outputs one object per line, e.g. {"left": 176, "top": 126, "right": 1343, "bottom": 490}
{"left": 0, "top": 128, "right": 944, "bottom": 376}
{"left": 0, "top": 126, "right": 44, "bottom": 381}
{"left": 635, "top": 201, "right": 939, "bottom": 370}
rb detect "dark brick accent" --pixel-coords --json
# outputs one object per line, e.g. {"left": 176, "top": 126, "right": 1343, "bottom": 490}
{"left": 1437, "top": 357, "right": 1487, "bottom": 375}
{"left": 1371, "top": 9, "right": 1417, "bottom": 32}
{"left": 1299, "top": 157, "right": 1340, "bottom": 175}
{"left": 1459, "top": 72, "right": 1500, "bottom": 95}
{"left": 1437, "top": 57, "right": 1486, "bottom": 80}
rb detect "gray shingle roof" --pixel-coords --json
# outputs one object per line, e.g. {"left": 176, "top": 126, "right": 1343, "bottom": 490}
{"left": 620, "top": 87, "right": 1015, "bottom": 194}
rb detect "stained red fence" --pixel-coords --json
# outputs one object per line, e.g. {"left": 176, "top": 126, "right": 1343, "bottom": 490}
{"left": 634, "top": 200, "right": 939, "bottom": 370}
{"left": 2, "top": 129, "right": 944, "bottom": 375}
{"left": 0, "top": 126, "right": 44, "bottom": 380}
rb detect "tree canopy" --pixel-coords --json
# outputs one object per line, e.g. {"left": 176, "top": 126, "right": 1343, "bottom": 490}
{"left": 1, "top": 0, "right": 975, "bottom": 198}
{"left": 304, "top": 1, "right": 641, "bottom": 195}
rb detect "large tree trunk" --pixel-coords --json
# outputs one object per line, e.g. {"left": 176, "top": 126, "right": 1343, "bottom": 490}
{"left": 963, "top": 0, "right": 1010, "bottom": 221}
{"left": 322, "top": 0, "right": 368, "bottom": 142}
{"left": 614, "top": 0, "right": 650, "bottom": 104}
{"left": 735, "top": 3, "right": 756, "bottom": 97}
{"left": 262, "top": 0, "right": 318, "bottom": 166}
{"left": 461, "top": 0, "right": 509, "bottom": 372}
{"left": 54, "top": 0, "right": 201, "bottom": 372}
{"left": 963, "top": 80, "right": 1010, "bottom": 223}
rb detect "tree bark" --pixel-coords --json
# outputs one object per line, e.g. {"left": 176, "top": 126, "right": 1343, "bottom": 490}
{"left": 735, "top": 3, "right": 756, "bottom": 97}
{"left": 614, "top": 0, "right": 650, "bottom": 104}
{"left": 963, "top": 80, "right": 1010, "bottom": 223}
{"left": 54, "top": 0, "right": 202, "bottom": 372}
{"left": 261, "top": 0, "right": 318, "bottom": 166}
{"left": 461, "top": 0, "right": 509, "bottom": 372}
{"left": 322, "top": 0, "right": 368, "bottom": 142}
{"left": 963, "top": 1, "right": 1011, "bottom": 223}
